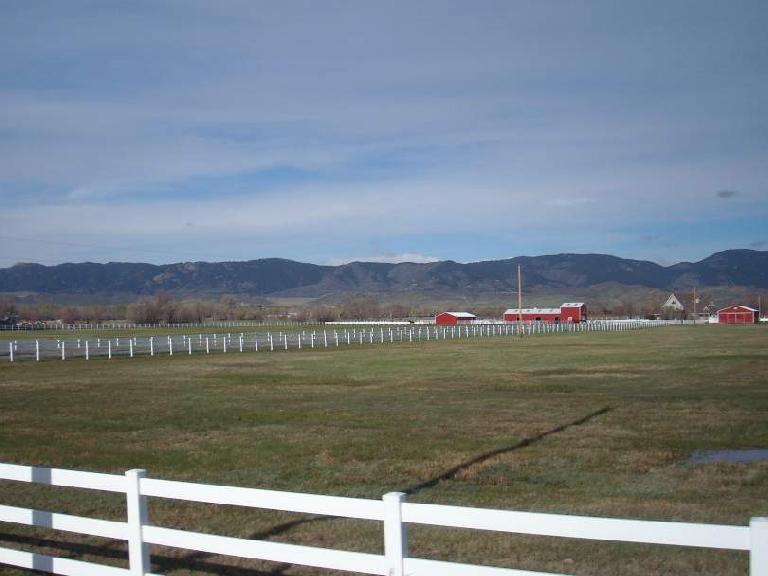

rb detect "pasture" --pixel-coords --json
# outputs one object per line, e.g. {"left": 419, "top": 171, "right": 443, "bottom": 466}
{"left": 1, "top": 325, "right": 767, "bottom": 575}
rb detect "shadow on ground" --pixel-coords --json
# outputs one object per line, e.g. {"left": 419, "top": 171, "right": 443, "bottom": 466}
{"left": 0, "top": 407, "right": 610, "bottom": 575}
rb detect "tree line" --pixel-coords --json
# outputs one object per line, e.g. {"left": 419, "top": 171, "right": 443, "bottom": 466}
{"left": 2, "top": 291, "right": 766, "bottom": 325}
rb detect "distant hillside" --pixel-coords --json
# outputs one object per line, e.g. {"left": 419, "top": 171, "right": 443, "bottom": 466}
{"left": 1, "top": 250, "right": 766, "bottom": 301}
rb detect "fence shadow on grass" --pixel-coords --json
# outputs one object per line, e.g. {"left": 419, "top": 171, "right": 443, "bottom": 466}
{"left": 398, "top": 405, "right": 611, "bottom": 495}
{"left": 0, "top": 407, "right": 610, "bottom": 575}
{"left": 177, "top": 514, "right": 336, "bottom": 567}
{"left": 0, "top": 532, "right": 292, "bottom": 576}
{"left": 172, "top": 405, "right": 612, "bottom": 573}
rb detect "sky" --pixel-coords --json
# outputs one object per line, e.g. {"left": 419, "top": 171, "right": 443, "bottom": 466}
{"left": 1, "top": 0, "right": 767, "bottom": 267}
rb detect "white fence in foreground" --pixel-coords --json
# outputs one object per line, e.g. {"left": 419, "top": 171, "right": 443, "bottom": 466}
{"left": 0, "top": 463, "right": 765, "bottom": 576}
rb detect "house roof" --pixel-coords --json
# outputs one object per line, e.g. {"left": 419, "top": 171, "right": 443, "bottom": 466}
{"left": 662, "top": 293, "right": 684, "bottom": 310}
{"left": 561, "top": 302, "right": 585, "bottom": 307}
{"left": 504, "top": 308, "right": 562, "bottom": 315}
{"left": 717, "top": 305, "right": 758, "bottom": 313}
{"left": 440, "top": 312, "right": 476, "bottom": 318}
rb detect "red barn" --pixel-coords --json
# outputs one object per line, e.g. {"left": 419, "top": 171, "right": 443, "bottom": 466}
{"left": 717, "top": 305, "right": 758, "bottom": 324}
{"left": 560, "top": 303, "right": 588, "bottom": 323}
{"left": 503, "top": 302, "right": 587, "bottom": 323}
{"left": 435, "top": 312, "right": 476, "bottom": 325}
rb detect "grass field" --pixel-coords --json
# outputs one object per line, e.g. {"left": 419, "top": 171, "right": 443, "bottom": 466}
{"left": 1, "top": 325, "right": 767, "bottom": 575}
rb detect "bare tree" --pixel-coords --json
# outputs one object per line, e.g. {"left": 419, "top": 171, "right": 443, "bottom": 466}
{"left": 59, "top": 306, "right": 80, "bottom": 324}
{"left": 0, "top": 296, "right": 17, "bottom": 318}
{"left": 340, "top": 296, "right": 382, "bottom": 320}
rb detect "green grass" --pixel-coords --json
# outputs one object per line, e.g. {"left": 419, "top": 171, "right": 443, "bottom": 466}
{"left": 1, "top": 325, "right": 767, "bottom": 575}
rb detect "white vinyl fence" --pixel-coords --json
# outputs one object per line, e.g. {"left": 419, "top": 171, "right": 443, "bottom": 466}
{"left": 3, "top": 320, "right": 672, "bottom": 363}
{"left": 0, "top": 462, "right": 765, "bottom": 576}
{"left": 0, "top": 320, "right": 317, "bottom": 332}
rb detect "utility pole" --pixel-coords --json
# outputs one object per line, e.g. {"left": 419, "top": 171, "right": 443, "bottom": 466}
{"left": 693, "top": 286, "right": 697, "bottom": 324}
{"left": 517, "top": 264, "right": 523, "bottom": 337}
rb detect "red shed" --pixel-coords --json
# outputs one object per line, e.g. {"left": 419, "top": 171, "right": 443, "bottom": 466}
{"left": 503, "top": 302, "right": 587, "bottom": 323}
{"left": 435, "top": 312, "right": 476, "bottom": 325}
{"left": 560, "top": 302, "right": 588, "bottom": 323}
{"left": 717, "top": 305, "right": 758, "bottom": 324}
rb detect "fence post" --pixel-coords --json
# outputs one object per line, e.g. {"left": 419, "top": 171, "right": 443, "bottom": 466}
{"left": 126, "top": 469, "right": 150, "bottom": 576}
{"left": 8, "top": 341, "right": 13, "bottom": 362}
{"left": 383, "top": 492, "right": 407, "bottom": 576}
{"left": 751, "top": 517, "right": 768, "bottom": 575}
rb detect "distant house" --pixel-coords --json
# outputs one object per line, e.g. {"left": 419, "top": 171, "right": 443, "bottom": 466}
{"left": 503, "top": 303, "right": 587, "bottom": 323}
{"left": 435, "top": 312, "right": 476, "bottom": 325}
{"left": 693, "top": 301, "right": 718, "bottom": 320}
{"left": 662, "top": 293, "right": 685, "bottom": 311}
{"left": 660, "top": 293, "right": 687, "bottom": 319}
{"left": 717, "top": 305, "right": 758, "bottom": 324}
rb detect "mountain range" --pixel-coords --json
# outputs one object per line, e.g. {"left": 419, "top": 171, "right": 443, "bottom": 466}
{"left": 1, "top": 249, "right": 766, "bottom": 303}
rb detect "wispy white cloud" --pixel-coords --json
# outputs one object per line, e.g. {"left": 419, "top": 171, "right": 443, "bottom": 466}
{"left": 328, "top": 253, "right": 441, "bottom": 265}
{"left": 0, "top": 1, "right": 766, "bottom": 265}
{"left": 546, "top": 197, "right": 596, "bottom": 208}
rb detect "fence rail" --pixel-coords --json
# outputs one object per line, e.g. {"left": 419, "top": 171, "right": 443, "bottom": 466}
{"left": 3, "top": 320, "right": 674, "bottom": 363}
{"left": 0, "top": 462, "right": 765, "bottom": 576}
{"left": 0, "top": 320, "right": 322, "bottom": 332}
{"left": 1, "top": 318, "right": 687, "bottom": 332}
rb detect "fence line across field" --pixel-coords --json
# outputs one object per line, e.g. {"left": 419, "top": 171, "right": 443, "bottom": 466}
{"left": 2, "top": 317, "right": 701, "bottom": 332}
{"left": 0, "top": 462, "right": 765, "bottom": 576}
{"left": 3, "top": 320, "right": 673, "bottom": 363}
{"left": 0, "top": 320, "right": 328, "bottom": 332}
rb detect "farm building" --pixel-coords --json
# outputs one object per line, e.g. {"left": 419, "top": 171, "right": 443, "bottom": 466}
{"left": 662, "top": 293, "right": 685, "bottom": 312}
{"left": 717, "top": 305, "right": 759, "bottom": 324}
{"left": 435, "top": 312, "right": 476, "bottom": 325}
{"left": 503, "top": 302, "right": 587, "bottom": 323}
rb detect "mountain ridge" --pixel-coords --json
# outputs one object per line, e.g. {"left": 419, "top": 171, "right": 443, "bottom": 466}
{"left": 1, "top": 249, "right": 766, "bottom": 299}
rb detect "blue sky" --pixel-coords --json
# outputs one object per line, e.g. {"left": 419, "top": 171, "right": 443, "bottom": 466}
{"left": 1, "top": 0, "right": 766, "bottom": 267}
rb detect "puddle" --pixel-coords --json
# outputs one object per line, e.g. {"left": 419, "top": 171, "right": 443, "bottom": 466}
{"left": 689, "top": 449, "right": 768, "bottom": 464}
